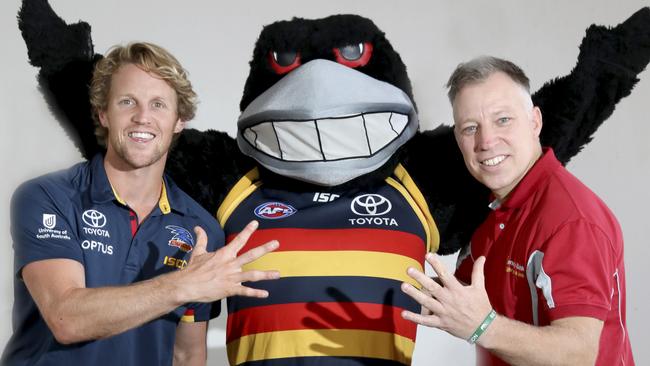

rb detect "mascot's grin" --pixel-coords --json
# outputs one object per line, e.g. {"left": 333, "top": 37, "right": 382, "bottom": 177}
{"left": 237, "top": 59, "right": 418, "bottom": 186}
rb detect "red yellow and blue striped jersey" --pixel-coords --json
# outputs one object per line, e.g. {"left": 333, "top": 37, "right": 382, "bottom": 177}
{"left": 217, "top": 164, "right": 438, "bottom": 365}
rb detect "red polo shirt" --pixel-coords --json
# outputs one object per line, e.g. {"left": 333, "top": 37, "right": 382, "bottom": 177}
{"left": 456, "top": 148, "right": 633, "bottom": 365}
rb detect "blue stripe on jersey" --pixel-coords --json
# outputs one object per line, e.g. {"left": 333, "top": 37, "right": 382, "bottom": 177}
{"left": 228, "top": 276, "right": 419, "bottom": 314}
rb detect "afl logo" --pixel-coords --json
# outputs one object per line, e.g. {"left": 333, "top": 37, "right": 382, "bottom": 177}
{"left": 351, "top": 194, "right": 392, "bottom": 216}
{"left": 254, "top": 202, "right": 297, "bottom": 219}
{"left": 82, "top": 209, "right": 107, "bottom": 228}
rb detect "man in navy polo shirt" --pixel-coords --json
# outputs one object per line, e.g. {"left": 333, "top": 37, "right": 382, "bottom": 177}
{"left": 2, "top": 42, "right": 280, "bottom": 366}
{"left": 400, "top": 56, "right": 633, "bottom": 365}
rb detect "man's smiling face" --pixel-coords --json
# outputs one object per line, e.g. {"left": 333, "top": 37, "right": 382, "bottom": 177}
{"left": 99, "top": 63, "right": 184, "bottom": 171}
{"left": 452, "top": 72, "right": 543, "bottom": 200}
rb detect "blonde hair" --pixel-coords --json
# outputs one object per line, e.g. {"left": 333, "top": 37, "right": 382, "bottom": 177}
{"left": 90, "top": 42, "right": 197, "bottom": 146}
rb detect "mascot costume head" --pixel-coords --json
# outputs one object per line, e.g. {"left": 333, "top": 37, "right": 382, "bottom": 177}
{"left": 17, "top": 0, "right": 650, "bottom": 363}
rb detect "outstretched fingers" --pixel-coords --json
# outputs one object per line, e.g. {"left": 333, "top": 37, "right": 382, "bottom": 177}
{"left": 227, "top": 220, "right": 259, "bottom": 254}
{"left": 235, "top": 240, "right": 279, "bottom": 267}
{"left": 235, "top": 269, "right": 281, "bottom": 283}
{"left": 426, "top": 253, "right": 461, "bottom": 290}
{"left": 401, "top": 281, "right": 444, "bottom": 315}
{"left": 401, "top": 309, "right": 442, "bottom": 328}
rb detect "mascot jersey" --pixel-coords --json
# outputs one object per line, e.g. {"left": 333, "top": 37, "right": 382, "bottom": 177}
{"left": 218, "top": 164, "right": 439, "bottom": 365}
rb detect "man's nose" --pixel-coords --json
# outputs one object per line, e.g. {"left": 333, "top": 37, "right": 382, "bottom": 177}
{"left": 476, "top": 125, "right": 497, "bottom": 151}
{"left": 132, "top": 106, "right": 152, "bottom": 124}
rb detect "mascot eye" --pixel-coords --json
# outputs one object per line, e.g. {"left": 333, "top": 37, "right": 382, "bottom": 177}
{"left": 333, "top": 42, "right": 373, "bottom": 68}
{"left": 268, "top": 50, "right": 301, "bottom": 74}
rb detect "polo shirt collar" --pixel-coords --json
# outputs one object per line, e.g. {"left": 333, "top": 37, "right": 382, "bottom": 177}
{"left": 494, "top": 147, "right": 560, "bottom": 210}
{"left": 88, "top": 153, "right": 189, "bottom": 215}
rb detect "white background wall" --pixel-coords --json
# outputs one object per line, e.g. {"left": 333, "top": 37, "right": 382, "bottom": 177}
{"left": 1, "top": 0, "right": 648, "bottom": 364}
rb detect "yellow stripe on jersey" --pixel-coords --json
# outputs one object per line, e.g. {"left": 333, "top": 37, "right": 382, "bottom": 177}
{"left": 110, "top": 181, "right": 172, "bottom": 214}
{"left": 227, "top": 329, "right": 413, "bottom": 365}
{"left": 158, "top": 181, "right": 171, "bottom": 214}
{"left": 180, "top": 314, "right": 195, "bottom": 323}
{"left": 217, "top": 167, "right": 262, "bottom": 226}
{"left": 390, "top": 164, "right": 440, "bottom": 253}
{"left": 242, "top": 251, "right": 423, "bottom": 286}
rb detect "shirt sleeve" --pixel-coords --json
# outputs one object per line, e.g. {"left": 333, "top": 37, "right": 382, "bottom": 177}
{"left": 182, "top": 218, "right": 225, "bottom": 322}
{"left": 538, "top": 219, "right": 616, "bottom": 321}
{"left": 11, "top": 181, "right": 82, "bottom": 278}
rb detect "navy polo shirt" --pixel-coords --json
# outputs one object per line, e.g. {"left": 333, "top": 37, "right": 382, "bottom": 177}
{"left": 2, "top": 154, "right": 224, "bottom": 366}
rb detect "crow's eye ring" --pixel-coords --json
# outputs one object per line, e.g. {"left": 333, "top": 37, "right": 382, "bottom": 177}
{"left": 268, "top": 50, "right": 301, "bottom": 74}
{"left": 333, "top": 42, "right": 373, "bottom": 68}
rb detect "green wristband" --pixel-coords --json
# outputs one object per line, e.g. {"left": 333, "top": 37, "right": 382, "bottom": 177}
{"left": 468, "top": 309, "right": 497, "bottom": 344}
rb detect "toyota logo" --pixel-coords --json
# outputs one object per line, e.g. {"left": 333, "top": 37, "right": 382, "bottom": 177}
{"left": 82, "top": 209, "right": 107, "bottom": 228}
{"left": 351, "top": 194, "right": 392, "bottom": 216}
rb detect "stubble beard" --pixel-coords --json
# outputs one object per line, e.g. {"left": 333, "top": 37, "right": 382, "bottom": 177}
{"left": 109, "top": 133, "right": 168, "bottom": 170}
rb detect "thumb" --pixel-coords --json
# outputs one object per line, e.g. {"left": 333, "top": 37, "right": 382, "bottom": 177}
{"left": 471, "top": 256, "right": 486, "bottom": 289}
{"left": 191, "top": 226, "right": 209, "bottom": 258}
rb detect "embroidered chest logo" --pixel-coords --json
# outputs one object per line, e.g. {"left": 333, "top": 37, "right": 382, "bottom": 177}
{"left": 81, "top": 209, "right": 111, "bottom": 238}
{"left": 166, "top": 225, "right": 194, "bottom": 253}
{"left": 254, "top": 202, "right": 297, "bottom": 219}
{"left": 505, "top": 259, "right": 525, "bottom": 278}
{"left": 82, "top": 209, "right": 107, "bottom": 228}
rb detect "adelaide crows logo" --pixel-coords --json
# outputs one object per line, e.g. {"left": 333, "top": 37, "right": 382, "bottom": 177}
{"left": 165, "top": 225, "right": 194, "bottom": 253}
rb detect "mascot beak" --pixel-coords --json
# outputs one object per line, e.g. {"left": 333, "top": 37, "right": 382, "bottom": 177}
{"left": 237, "top": 59, "right": 419, "bottom": 186}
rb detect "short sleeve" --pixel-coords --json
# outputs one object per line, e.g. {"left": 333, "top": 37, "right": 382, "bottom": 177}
{"left": 11, "top": 182, "right": 82, "bottom": 278}
{"left": 538, "top": 219, "right": 616, "bottom": 321}
{"left": 182, "top": 217, "right": 225, "bottom": 322}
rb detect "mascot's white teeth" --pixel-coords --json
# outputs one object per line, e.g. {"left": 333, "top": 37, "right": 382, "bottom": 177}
{"left": 243, "top": 111, "right": 409, "bottom": 161}
{"left": 481, "top": 155, "right": 506, "bottom": 166}
{"left": 129, "top": 132, "right": 154, "bottom": 140}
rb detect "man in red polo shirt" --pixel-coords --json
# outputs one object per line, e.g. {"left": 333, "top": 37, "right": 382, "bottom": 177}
{"left": 400, "top": 56, "right": 634, "bottom": 365}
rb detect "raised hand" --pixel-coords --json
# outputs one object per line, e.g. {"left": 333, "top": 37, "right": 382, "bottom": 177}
{"left": 178, "top": 220, "right": 280, "bottom": 303}
{"left": 400, "top": 253, "right": 492, "bottom": 340}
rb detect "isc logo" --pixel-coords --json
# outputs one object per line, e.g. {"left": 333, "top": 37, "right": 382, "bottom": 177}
{"left": 163, "top": 256, "right": 187, "bottom": 269}
{"left": 254, "top": 202, "right": 297, "bottom": 219}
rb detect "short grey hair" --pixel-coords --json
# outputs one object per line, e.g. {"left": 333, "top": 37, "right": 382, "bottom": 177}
{"left": 446, "top": 56, "right": 530, "bottom": 103}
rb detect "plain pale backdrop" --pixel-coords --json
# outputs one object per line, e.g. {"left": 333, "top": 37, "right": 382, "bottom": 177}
{"left": 1, "top": 0, "right": 648, "bottom": 364}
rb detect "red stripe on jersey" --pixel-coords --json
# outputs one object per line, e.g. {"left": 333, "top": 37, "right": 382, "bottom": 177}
{"left": 129, "top": 210, "right": 138, "bottom": 237}
{"left": 228, "top": 228, "right": 425, "bottom": 263}
{"left": 226, "top": 302, "right": 417, "bottom": 341}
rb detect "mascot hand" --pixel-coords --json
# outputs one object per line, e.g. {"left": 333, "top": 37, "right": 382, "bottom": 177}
{"left": 580, "top": 7, "right": 650, "bottom": 74}
{"left": 18, "top": 0, "right": 95, "bottom": 74}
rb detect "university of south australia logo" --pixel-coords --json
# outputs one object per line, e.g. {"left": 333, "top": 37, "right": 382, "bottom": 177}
{"left": 254, "top": 202, "right": 297, "bottom": 219}
{"left": 42, "top": 214, "right": 56, "bottom": 229}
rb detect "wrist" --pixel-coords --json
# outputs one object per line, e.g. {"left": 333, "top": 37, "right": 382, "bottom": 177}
{"left": 155, "top": 269, "right": 189, "bottom": 307}
{"left": 475, "top": 312, "right": 500, "bottom": 349}
{"left": 468, "top": 308, "right": 497, "bottom": 345}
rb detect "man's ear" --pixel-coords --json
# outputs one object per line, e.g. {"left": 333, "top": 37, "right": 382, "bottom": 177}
{"left": 173, "top": 118, "right": 187, "bottom": 134}
{"left": 98, "top": 110, "right": 109, "bottom": 128}
{"left": 532, "top": 106, "right": 543, "bottom": 137}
